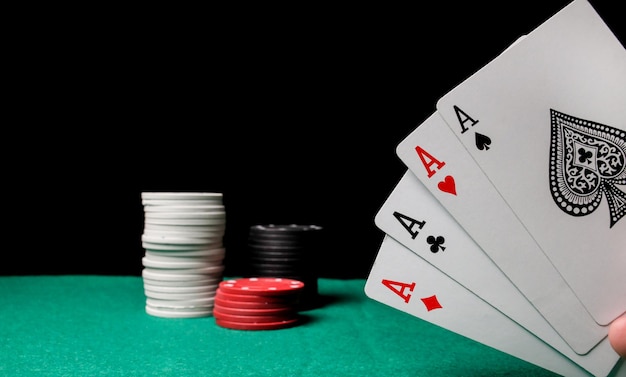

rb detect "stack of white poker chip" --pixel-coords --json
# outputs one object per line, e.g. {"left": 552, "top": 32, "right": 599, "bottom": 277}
{"left": 140, "top": 192, "right": 226, "bottom": 318}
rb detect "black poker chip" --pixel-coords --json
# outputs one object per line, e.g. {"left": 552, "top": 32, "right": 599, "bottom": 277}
{"left": 248, "top": 250, "right": 306, "bottom": 259}
{"left": 247, "top": 240, "right": 304, "bottom": 249}
{"left": 247, "top": 243, "right": 307, "bottom": 251}
{"left": 248, "top": 265, "right": 303, "bottom": 274}
{"left": 247, "top": 252, "right": 306, "bottom": 260}
{"left": 245, "top": 224, "right": 323, "bottom": 309}
{"left": 249, "top": 224, "right": 322, "bottom": 236}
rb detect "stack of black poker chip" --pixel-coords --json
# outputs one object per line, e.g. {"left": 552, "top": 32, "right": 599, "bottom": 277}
{"left": 246, "top": 224, "right": 323, "bottom": 309}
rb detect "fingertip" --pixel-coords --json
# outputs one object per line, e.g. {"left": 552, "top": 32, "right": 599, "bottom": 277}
{"left": 608, "top": 315, "right": 626, "bottom": 358}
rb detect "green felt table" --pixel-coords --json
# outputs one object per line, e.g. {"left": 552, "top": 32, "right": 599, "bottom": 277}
{"left": 0, "top": 275, "right": 563, "bottom": 377}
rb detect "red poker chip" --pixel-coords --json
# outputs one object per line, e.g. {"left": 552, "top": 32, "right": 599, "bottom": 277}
{"left": 218, "top": 277, "right": 304, "bottom": 296}
{"left": 213, "top": 308, "right": 296, "bottom": 323}
{"left": 215, "top": 317, "right": 300, "bottom": 331}
{"left": 214, "top": 296, "right": 297, "bottom": 310}
{"left": 212, "top": 303, "right": 296, "bottom": 317}
{"left": 215, "top": 289, "right": 300, "bottom": 304}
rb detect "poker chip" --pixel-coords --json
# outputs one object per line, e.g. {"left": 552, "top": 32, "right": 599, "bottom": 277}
{"left": 145, "top": 253, "right": 225, "bottom": 262}
{"left": 218, "top": 277, "right": 305, "bottom": 296}
{"left": 142, "top": 229, "right": 225, "bottom": 239}
{"left": 248, "top": 224, "right": 322, "bottom": 236}
{"left": 213, "top": 309, "right": 295, "bottom": 323}
{"left": 143, "top": 205, "right": 225, "bottom": 213}
{"left": 142, "top": 268, "right": 220, "bottom": 281}
{"left": 214, "top": 318, "right": 300, "bottom": 331}
{"left": 144, "top": 217, "right": 226, "bottom": 226}
{"left": 142, "top": 277, "right": 220, "bottom": 287}
{"left": 213, "top": 304, "right": 296, "bottom": 316}
{"left": 145, "top": 248, "right": 226, "bottom": 257}
{"left": 143, "top": 283, "right": 219, "bottom": 293}
{"left": 141, "top": 234, "right": 223, "bottom": 245}
{"left": 143, "top": 223, "right": 226, "bottom": 232}
{"left": 140, "top": 192, "right": 227, "bottom": 318}
{"left": 148, "top": 265, "right": 226, "bottom": 275}
{"left": 142, "top": 256, "right": 220, "bottom": 269}
{"left": 147, "top": 297, "right": 215, "bottom": 308}
{"left": 214, "top": 297, "right": 298, "bottom": 310}
{"left": 142, "top": 199, "right": 223, "bottom": 207}
{"left": 145, "top": 305, "right": 214, "bottom": 319}
{"left": 212, "top": 277, "right": 305, "bottom": 331}
{"left": 141, "top": 192, "right": 223, "bottom": 201}
{"left": 144, "top": 251, "right": 224, "bottom": 263}
{"left": 215, "top": 290, "right": 300, "bottom": 303}
{"left": 245, "top": 224, "right": 323, "bottom": 309}
{"left": 144, "top": 288, "right": 218, "bottom": 300}
{"left": 143, "top": 211, "right": 226, "bottom": 219}
{"left": 142, "top": 242, "right": 223, "bottom": 252}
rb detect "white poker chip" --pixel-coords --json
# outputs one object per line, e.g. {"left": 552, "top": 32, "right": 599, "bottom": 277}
{"left": 145, "top": 304, "right": 214, "bottom": 318}
{"left": 143, "top": 283, "right": 219, "bottom": 294}
{"left": 168, "top": 265, "right": 225, "bottom": 275}
{"left": 146, "top": 297, "right": 215, "bottom": 309}
{"left": 141, "top": 234, "right": 223, "bottom": 245}
{"left": 142, "top": 229, "right": 225, "bottom": 240}
{"left": 142, "top": 226, "right": 225, "bottom": 236}
{"left": 143, "top": 217, "right": 226, "bottom": 226}
{"left": 144, "top": 289, "right": 217, "bottom": 300}
{"left": 142, "top": 257, "right": 224, "bottom": 275}
{"left": 146, "top": 296, "right": 215, "bottom": 306}
{"left": 146, "top": 302, "right": 214, "bottom": 312}
{"left": 142, "top": 256, "right": 221, "bottom": 269}
{"left": 143, "top": 251, "right": 224, "bottom": 264}
{"left": 142, "top": 199, "right": 223, "bottom": 207}
{"left": 142, "top": 268, "right": 218, "bottom": 281}
{"left": 143, "top": 223, "right": 226, "bottom": 232}
{"left": 141, "top": 192, "right": 223, "bottom": 201}
{"left": 141, "top": 263, "right": 225, "bottom": 275}
{"left": 144, "top": 247, "right": 226, "bottom": 257}
{"left": 142, "top": 277, "right": 221, "bottom": 287}
{"left": 143, "top": 205, "right": 225, "bottom": 213}
{"left": 142, "top": 241, "right": 223, "bottom": 251}
{"left": 146, "top": 303, "right": 214, "bottom": 312}
{"left": 144, "top": 211, "right": 226, "bottom": 220}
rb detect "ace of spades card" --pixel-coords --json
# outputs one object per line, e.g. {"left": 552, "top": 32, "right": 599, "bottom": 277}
{"left": 434, "top": 0, "right": 626, "bottom": 330}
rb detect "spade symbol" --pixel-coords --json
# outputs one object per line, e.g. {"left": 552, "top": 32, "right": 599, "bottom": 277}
{"left": 549, "top": 109, "right": 626, "bottom": 228}
{"left": 475, "top": 132, "right": 491, "bottom": 151}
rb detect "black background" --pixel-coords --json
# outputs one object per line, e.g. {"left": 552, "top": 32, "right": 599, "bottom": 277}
{"left": 5, "top": 1, "right": 623, "bottom": 278}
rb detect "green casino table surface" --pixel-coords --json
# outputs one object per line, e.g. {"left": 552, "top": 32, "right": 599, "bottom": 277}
{"left": 0, "top": 275, "right": 568, "bottom": 376}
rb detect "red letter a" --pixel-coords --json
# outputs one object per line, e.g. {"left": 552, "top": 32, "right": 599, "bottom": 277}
{"left": 382, "top": 279, "right": 415, "bottom": 303}
{"left": 415, "top": 146, "right": 445, "bottom": 178}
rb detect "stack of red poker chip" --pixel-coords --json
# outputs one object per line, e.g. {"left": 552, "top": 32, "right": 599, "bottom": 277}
{"left": 213, "top": 277, "right": 304, "bottom": 330}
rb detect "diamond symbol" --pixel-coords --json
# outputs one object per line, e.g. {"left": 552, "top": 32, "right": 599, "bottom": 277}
{"left": 420, "top": 295, "right": 442, "bottom": 311}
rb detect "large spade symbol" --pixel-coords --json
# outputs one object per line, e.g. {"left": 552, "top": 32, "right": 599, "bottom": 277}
{"left": 549, "top": 109, "right": 626, "bottom": 228}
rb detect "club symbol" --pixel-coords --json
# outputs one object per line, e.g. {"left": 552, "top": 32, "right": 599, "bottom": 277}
{"left": 426, "top": 235, "right": 446, "bottom": 253}
{"left": 577, "top": 147, "right": 593, "bottom": 164}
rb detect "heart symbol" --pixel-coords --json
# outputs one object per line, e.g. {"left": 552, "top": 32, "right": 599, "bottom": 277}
{"left": 437, "top": 175, "right": 457, "bottom": 195}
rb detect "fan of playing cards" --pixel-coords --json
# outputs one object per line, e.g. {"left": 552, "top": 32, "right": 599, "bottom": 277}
{"left": 364, "top": 1, "right": 625, "bottom": 376}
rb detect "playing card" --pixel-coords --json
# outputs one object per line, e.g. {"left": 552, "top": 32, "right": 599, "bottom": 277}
{"left": 364, "top": 235, "right": 590, "bottom": 377}
{"left": 374, "top": 170, "right": 620, "bottom": 376}
{"left": 396, "top": 111, "right": 605, "bottom": 355}
{"left": 436, "top": 0, "right": 625, "bottom": 327}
